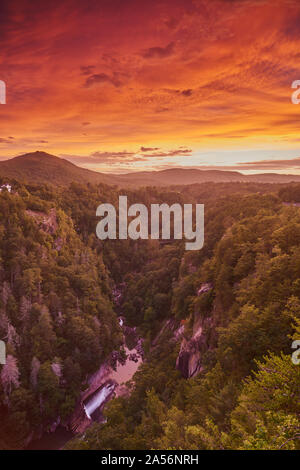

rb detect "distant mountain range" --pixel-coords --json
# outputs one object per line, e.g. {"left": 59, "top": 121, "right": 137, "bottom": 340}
{"left": 1, "top": 151, "right": 300, "bottom": 187}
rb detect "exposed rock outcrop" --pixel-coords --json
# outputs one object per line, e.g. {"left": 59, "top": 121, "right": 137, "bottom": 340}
{"left": 26, "top": 208, "right": 58, "bottom": 234}
{"left": 176, "top": 283, "right": 215, "bottom": 378}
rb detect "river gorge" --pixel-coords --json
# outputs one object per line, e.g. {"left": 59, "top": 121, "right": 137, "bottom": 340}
{"left": 27, "top": 312, "right": 143, "bottom": 449}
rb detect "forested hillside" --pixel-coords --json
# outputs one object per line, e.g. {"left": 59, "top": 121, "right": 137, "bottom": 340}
{"left": 0, "top": 178, "right": 299, "bottom": 450}
{"left": 64, "top": 184, "right": 300, "bottom": 451}
{"left": 0, "top": 183, "right": 122, "bottom": 449}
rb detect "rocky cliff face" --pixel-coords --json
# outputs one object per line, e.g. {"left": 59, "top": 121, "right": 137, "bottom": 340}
{"left": 176, "top": 332, "right": 203, "bottom": 379}
{"left": 176, "top": 283, "right": 215, "bottom": 378}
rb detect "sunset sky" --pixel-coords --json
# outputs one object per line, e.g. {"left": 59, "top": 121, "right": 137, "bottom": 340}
{"left": 0, "top": 0, "right": 300, "bottom": 173}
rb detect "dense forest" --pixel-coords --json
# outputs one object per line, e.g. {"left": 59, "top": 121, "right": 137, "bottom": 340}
{"left": 0, "top": 177, "right": 299, "bottom": 450}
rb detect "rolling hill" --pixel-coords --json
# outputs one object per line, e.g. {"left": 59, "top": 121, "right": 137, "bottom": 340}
{"left": 1, "top": 151, "right": 300, "bottom": 187}
{"left": 0, "top": 151, "right": 118, "bottom": 186}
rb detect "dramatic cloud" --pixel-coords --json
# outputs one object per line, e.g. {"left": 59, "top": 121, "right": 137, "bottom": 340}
{"left": 80, "top": 65, "right": 96, "bottom": 76}
{"left": 64, "top": 147, "right": 193, "bottom": 166}
{"left": 84, "top": 73, "right": 122, "bottom": 88}
{"left": 141, "top": 42, "right": 175, "bottom": 59}
{"left": 1, "top": 0, "right": 300, "bottom": 173}
{"left": 140, "top": 146, "right": 160, "bottom": 152}
{"left": 181, "top": 89, "right": 193, "bottom": 97}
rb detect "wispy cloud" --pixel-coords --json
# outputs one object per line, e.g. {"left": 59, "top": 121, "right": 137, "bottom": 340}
{"left": 83, "top": 73, "right": 122, "bottom": 88}
{"left": 63, "top": 146, "right": 193, "bottom": 166}
{"left": 140, "top": 148, "right": 192, "bottom": 157}
{"left": 141, "top": 42, "right": 175, "bottom": 59}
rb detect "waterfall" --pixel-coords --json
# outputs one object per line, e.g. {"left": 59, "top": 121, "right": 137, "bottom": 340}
{"left": 83, "top": 384, "right": 115, "bottom": 420}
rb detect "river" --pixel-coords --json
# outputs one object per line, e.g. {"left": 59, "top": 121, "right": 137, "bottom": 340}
{"left": 26, "top": 330, "right": 143, "bottom": 449}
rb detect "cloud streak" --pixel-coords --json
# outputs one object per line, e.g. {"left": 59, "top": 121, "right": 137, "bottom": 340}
{"left": 141, "top": 42, "right": 175, "bottom": 59}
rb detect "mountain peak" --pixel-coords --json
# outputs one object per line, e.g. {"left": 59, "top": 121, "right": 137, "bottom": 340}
{"left": 14, "top": 151, "right": 64, "bottom": 161}
{"left": 0, "top": 151, "right": 114, "bottom": 186}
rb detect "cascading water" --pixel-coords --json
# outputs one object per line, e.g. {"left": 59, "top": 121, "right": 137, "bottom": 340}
{"left": 79, "top": 314, "right": 143, "bottom": 426}
{"left": 83, "top": 383, "right": 115, "bottom": 420}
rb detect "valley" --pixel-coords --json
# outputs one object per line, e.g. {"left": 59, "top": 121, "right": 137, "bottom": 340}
{"left": 0, "top": 162, "right": 299, "bottom": 450}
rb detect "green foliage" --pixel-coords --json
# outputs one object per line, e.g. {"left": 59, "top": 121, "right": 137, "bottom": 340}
{"left": 68, "top": 186, "right": 299, "bottom": 451}
{"left": 1, "top": 180, "right": 299, "bottom": 451}
{"left": 0, "top": 187, "right": 121, "bottom": 448}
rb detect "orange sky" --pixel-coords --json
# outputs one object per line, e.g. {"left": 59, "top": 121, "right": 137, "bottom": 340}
{"left": 0, "top": 0, "right": 300, "bottom": 173}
